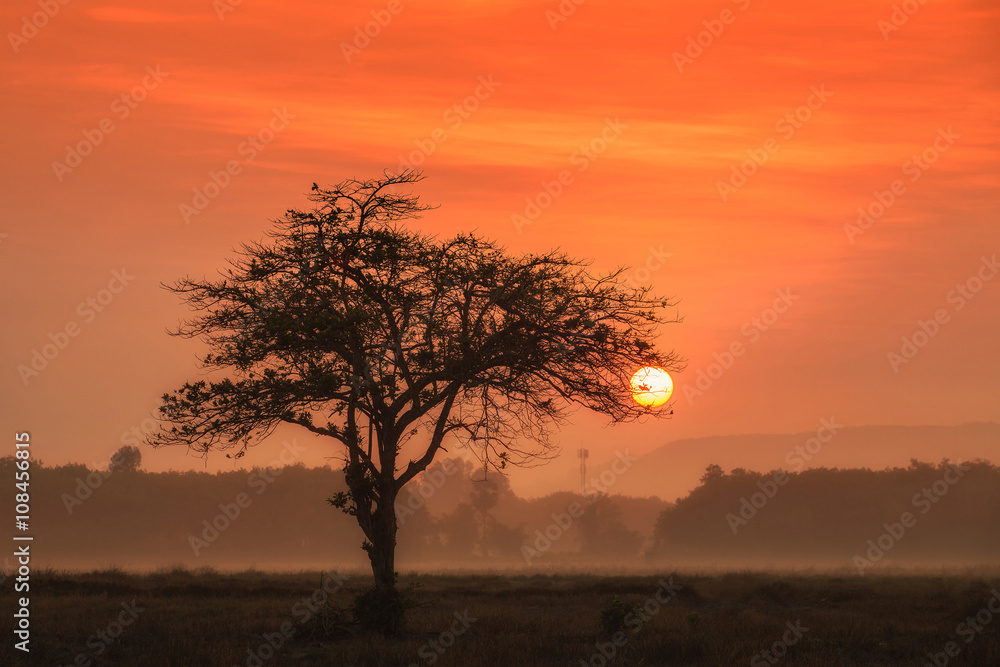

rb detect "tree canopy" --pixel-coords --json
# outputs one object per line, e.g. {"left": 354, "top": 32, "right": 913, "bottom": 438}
{"left": 150, "top": 169, "right": 682, "bottom": 610}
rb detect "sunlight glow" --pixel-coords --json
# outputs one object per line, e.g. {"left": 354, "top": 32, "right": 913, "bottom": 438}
{"left": 630, "top": 366, "right": 673, "bottom": 408}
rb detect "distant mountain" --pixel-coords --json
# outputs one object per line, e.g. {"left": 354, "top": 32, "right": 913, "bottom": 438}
{"left": 600, "top": 422, "right": 1000, "bottom": 502}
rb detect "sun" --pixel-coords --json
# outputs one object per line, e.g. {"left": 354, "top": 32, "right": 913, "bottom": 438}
{"left": 630, "top": 366, "right": 673, "bottom": 408}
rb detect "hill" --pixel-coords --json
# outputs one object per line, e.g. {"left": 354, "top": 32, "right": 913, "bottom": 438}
{"left": 597, "top": 422, "right": 1000, "bottom": 501}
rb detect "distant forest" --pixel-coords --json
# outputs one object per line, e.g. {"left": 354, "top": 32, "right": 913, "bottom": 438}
{"left": 5, "top": 454, "right": 998, "bottom": 571}
{"left": 3, "top": 454, "right": 664, "bottom": 570}
{"left": 653, "top": 459, "right": 1000, "bottom": 567}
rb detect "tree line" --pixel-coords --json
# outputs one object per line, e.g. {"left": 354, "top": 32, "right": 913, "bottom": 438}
{"left": 6, "top": 453, "right": 996, "bottom": 571}
{"left": 1, "top": 453, "right": 664, "bottom": 570}
{"left": 652, "top": 459, "right": 1000, "bottom": 566}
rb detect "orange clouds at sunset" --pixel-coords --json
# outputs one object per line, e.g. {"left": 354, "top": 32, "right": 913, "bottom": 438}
{"left": 2, "top": 0, "right": 998, "bottom": 496}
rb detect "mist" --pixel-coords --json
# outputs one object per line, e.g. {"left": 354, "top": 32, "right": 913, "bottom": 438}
{"left": 13, "top": 440, "right": 998, "bottom": 576}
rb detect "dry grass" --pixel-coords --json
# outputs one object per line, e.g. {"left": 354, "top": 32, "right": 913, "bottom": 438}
{"left": 4, "top": 567, "right": 1000, "bottom": 666}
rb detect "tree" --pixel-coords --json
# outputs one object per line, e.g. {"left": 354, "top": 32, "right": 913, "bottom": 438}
{"left": 149, "top": 170, "right": 682, "bottom": 628}
{"left": 469, "top": 475, "right": 514, "bottom": 557}
{"left": 700, "top": 463, "right": 725, "bottom": 484}
{"left": 109, "top": 445, "right": 142, "bottom": 473}
{"left": 440, "top": 501, "right": 479, "bottom": 557}
{"left": 577, "top": 495, "right": 643, "bottom": 558}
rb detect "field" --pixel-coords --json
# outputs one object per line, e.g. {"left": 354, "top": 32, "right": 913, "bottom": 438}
{"left": 5, "top": 567, "right": 1000, "bottom": 666}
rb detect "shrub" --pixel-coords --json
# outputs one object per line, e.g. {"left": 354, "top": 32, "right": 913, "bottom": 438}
{"left": 352, "top": 585, "right": 415, "bottom": 636}
{"left": 599, "top": 595, "right": 640, "bottom": 637}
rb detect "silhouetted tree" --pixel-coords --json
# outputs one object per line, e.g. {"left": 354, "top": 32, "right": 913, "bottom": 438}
{"left": 652, "top": 459, "right": 1000, "bottom": 563}
{"left": 469, "top": 475, "right": 523, "bottom": 557}
{"left": 577, "top": 495, "right": 643, "bottom": 558}
{"left": 440, "top": 501, "right": 479, "bottom": 556}
{"left": 149, "top": 170, "right": 682, "bottom": 627}
{"left": 700, "top": 463, "right": 724, "bottom": 483}
{"left": 110, "top": 445, "right": 142, "bottom": 473}
{"left": 482, "top": 516, "right": 527, "bottom": 558}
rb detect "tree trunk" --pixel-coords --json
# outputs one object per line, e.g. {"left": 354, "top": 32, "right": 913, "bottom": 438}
{"left": 367, "top": 483, "right": 398, "bottom": 593}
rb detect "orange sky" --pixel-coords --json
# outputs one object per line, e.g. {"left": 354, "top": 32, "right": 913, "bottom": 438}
{"left": 2, "top": 0, "right": 998, "bottom": 496}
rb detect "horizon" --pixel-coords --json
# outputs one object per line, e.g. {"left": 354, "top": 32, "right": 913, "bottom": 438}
{"left": 39, "top": 420, "right": 1000, "bottom": 504}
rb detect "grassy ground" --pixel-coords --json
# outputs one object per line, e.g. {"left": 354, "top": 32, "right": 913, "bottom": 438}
{"left": 4, "top": 567, "right": 1000, "bottom": 666}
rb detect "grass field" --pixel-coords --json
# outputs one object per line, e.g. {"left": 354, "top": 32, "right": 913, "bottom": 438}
{"left": 5, "top": 567, "right": 1000, "bottom": 666}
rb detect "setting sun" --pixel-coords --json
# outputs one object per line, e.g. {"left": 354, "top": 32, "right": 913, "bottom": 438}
{"left": 630, "top": 366, "right": 674, "bottom": 408}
